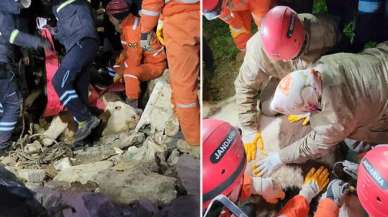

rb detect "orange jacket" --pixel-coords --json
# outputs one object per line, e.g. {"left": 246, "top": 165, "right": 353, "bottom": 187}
{"left": 139, "top": 0, "right": 199, "bottom": 34}
{"left": 219, "top": 0, "right": 273, "bottom": 49}
{"left": 114, "top": 14, "right": 166, "bottom": 76}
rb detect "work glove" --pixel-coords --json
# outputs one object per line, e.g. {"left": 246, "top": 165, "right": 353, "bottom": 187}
{"left": 321, "top": 179, "right": 351, "bottom": 206}
{"left": 299, "top": 166, "right": 330, "bottom": 203}
{"left": 254, "top": 152, "right": 283, "bottom": 177}
{"left": 288, "top": 113, "right": 310, "bottom": 126}
{"left": 252, "top": 177, "right": 285, "bottom": 204}
{"left": 242, "top": 129, "right": 264, "bottom": 162}
{"left": 334, "top": 160, "right": 359, "bottom": 180}
{"left": 140, "top": 32, "right": 153, "bottom": 51}
{"left": 156, "top": 20, "right": 164, "bottom": 45}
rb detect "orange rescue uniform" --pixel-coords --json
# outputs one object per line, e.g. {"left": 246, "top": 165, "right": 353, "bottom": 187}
{"left": 219, "top": 0, "right": 274, "bottom": 50}
{"left": 139, "top": 0, "right": 200, "bottom": 145}
{"left": 114, "top": 14, "right": 166, "bottom": 100}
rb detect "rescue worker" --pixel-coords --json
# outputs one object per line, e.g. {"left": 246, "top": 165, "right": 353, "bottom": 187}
{"left": 255, "top": 41, "right": 388, "bottom": 177}
{"left": 0, "top": 0, "right": 51, "bottom": 150}
{"left": 234, "top": 6, "right": 340, "bottom": 161}
{"left": 139, "top": 0, "right": 200, "bottom": 145}
{"left": 203, "top": 0, "right": 273, "bottom": 50}
{"left": 105, "top": 0, "right": 166, "bottom": 109}
{"left": 203, "top": 118, "right": 332, "bottom": 217}
{"left": 50, "top": 0, "right": 100, "bottom": 144}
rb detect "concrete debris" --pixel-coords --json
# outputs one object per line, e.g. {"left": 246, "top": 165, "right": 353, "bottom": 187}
{"left": 176, "top": 139, "right": 200, "bottom": 159}
{"left": 95, "top": 160, "right": 177, "bottom": 205}
{"left": 54, "top": 161, "right": 113, "bottom": 185}
{"left": 42, "top": 115, "right": 69, "bottom": 146}
{"left": 73, "top": 145, "right": 119, "bottom": 165}
{"left": 1, "top": 156, "right": 17, "bottom": 166}
{"left": 102, "top": 101, "right": 140, "bottom": 136}
{"left": 18, "top": 169, "right": 46, "bottom": 183}
{"left": 24, "top": 140, "right": 42, "bottom": 154}
{"left": 99, "top": 131, "right": 146, "bottom": 149}
{"left": 167, "top": 149, "right": 180, "bottom": 166}
{"left": 176, "top": 155, "right": 200, "bottom": 196}
{"left": 135, "top": 80, "right": 178, "bottom": 134}
{"left": 126, "top": 136, "right": 167, "bottom": 161}
{"left": 53, "top": 157, "right": 72, "bottom": 171}
{"left": 164, "top": 117, "right": 180, "bottom": 137}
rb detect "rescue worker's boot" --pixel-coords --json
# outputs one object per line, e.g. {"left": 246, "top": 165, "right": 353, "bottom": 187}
{"left": 74, "top": 116, "right": 100, "bottom": 143}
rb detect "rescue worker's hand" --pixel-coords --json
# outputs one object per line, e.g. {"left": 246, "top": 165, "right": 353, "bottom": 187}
{"left": 243, "top": 131, "right": 264, "bottom": 162}
{"left": 288, "top": 114, "right": 310, "bottom": 126}
{"left": 321, "top": 179, "right": 351, "bottom": 206}
{"left": 255, "top": 152, "right": 283, "bottom": 177}
{"left": 252, "top": 177, "right": 285, "bottom": 204}
{"left": 156, "top": 20, "right": 164, "bottom": 45}
{"left": 299, "top": 167, "right": 330, "bottom": 203}
{"left": 140, "top": 32, "right": 153, "bottom": 51}
{"left": 336, "top": 160, "right": 359, "bottom": 180}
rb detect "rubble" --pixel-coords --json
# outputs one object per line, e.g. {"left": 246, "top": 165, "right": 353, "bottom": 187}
{"left": 126, "top": 136, "right": 167, "bottom": 161}
{"left": 24, "top": 140, "right": 43, "bottom": 154}
{"left": 176, "top": 139, "right": 200, "bottom": 159}
{"left": 176, "top": 155, "right": 200, "bottom": 196}
{"left": 53, "top": 157, "right": 72, "bottom": 171}
{"left": 17, "top": 169, "right": 46, "bottom": 184}
{"left": 54, "top": 161, "right": 113, "bottom": 184}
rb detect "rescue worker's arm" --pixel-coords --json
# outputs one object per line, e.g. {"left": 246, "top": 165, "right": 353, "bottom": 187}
{"left": 139, "top": 0, "right": 164, "bottom": 34}
{"left": 5, "top": 28, "right": 48, "bottom": 49}
{"left": 313, "top": 199, "right": 339, "bottom": 217}
{"left": 278, "top": 195, "right": 309, "bottom": 217}
{"left": 234, "top": 33, "right": 270, "bottom": 131}
{"left": 279, "top": 118, "right": 355, "bottom": 164}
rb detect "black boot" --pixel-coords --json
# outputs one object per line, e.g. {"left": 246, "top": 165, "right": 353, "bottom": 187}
{"left": 74, "top": 116, "right": 100, "bottom": 143}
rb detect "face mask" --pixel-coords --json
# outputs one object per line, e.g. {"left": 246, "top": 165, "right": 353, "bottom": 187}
{"left": 203, "top": 11, "right": 220, "bottom": 20}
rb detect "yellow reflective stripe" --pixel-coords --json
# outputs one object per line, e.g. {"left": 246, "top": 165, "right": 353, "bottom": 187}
{"left": 176, "top": 102, "right": 197, "bottom": 108}
{"left": 9, "top": 30, "right": 20, "bottom": 44}
{"left": 56, "top": 0, "right": 77, "bottom": 13}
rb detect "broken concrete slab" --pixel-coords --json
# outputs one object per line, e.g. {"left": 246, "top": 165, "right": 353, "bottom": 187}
{"left": 73, "top": 145, "right": 118, "bottom": 165}
{"left": 95, "top": 164, "right": 177, "bottom": 205}
{"left": 102, "top": 101, "right": 140, "bottom": 136}
{"left": 176, "top": 139, "right": 200, "bottom": 159}
{"left": 53, "top": 157, "right": 72, "bottom": 171}
{"left": 54, "top": 161, "right": 113, "bottom": 185}
{"left": 176, "top": 155, "right": 200, "bottom": 196}
{"left": 135, "top": 80, "right": 179, "bottom": 135}
{"left": 17, "top": 169, "right": 46, "bottom": 183}
{"left": 126, "top": 137, "right": 167, "bottom": 161}
{"left": 99, "top": 131, "right": 146, "bottom": 149}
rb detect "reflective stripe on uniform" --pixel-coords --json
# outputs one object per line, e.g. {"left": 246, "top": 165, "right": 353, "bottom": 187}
{"left": 57, "top": 0, "right": 77, "bottom": 13}
{"left": 121, "top": 40, "right": 127, "bottom": 45}
{"left": 9, "top": 30, "right": 20, "bottom": 44}
{"left": 230, "top": 26, "right": 248, "bottom": 38}
{"left": 132, "top": 17, "right": 140, "bottom": 30}
{"left": 0, "top": 122, "right": 17, "bottom": 126}
{"left": 176, "top": 102, "right": 197, "bottom": 108}
{"left": 124, "top": 74, "right": 138, "bottom": 79}
{"left": 0, "top": 126, "right": 15, "bottom": 132}
{"left": 152, "top": 47, "right": 164, "bottom": 56}
{"left": 140, "top": 9, "right": 160, "bottom": 17}
{"left": 165, "top": 0, "right": 199, "bottom": 4}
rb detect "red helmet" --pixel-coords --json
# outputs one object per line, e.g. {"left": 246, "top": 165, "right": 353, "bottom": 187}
{"left": 357, "top": 145, "right": 388, "bottom": 217}
{"left": 106, "top": 0, "right": 129, "bottom": 15}
{"left": 203, "top": 0, "right": 219, "bottom": 12}
{"left": 202, "top": 119, "right": 246, "bottom": 209}
{"left": 260, "top": 6, "right": 305, "bottom": 61}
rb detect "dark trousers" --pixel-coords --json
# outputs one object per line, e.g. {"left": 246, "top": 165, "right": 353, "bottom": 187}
{"left": 0, "top": 65, "right": 21, "bottom": 144}
{"left": 52, "top": 38, "right": 98, "bottom": 122}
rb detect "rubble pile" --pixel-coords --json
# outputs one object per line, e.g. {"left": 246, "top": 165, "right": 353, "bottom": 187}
{"left": 0, "top": 77, "right": 200, "bottom": 217}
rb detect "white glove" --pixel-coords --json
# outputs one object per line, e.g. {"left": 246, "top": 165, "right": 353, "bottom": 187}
{"left": 252, "top": 177, "right": 285, "bottom": 204}
{"left": 299, "top": 182, "right": 319, "bottom": 203}
{"left": 241, "top": 128, "right": 256, "bottom": 144}
{"left": 256, "top": 152, "right": 283, "bottom": 177}
{"left": 342, "top": 160, "right": 359, "bottom": 179}
{"left": 36, "top": 17, "right": 48, "bottom": 30}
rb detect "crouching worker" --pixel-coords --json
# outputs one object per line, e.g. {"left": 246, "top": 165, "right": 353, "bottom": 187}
{"left": 202, "top": 118, "right": 331, "bottom": 217}
{"left": 255, "top": 41, "right": 388, "bottom": 177}
{"left": 106, "top": 0, "right": 166, "bottom": 109}
{"left": 0, "top": 0, "right": 51, "bottom": 150}
{"left": 51, "top": 0, "right": 100, "bottom": 144}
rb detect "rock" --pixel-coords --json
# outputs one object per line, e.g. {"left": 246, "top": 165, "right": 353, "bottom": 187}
{"left": 95, "top": 161, "right": 177, "bottom": 205}
{"left": 126, "top": 137, "right": 167, "bottom": 161}
{"left": 164, "top": 116, "right": 180, "bottom": 137}
{"left": 18, "top": 169, "right": 46, "bottom": 183}
{"left": 24, "top": 140, "right": 42, "bottom": 154}
{"left": 1, "top": 156, "right": 17, "bottom": 166}
{"left": 42, "top": 115, "right": 69, "bottom": 146}
{"left": 73, "top": 145, "right": 118, "bottom": 165}
{"left": 167, "top": 149, "right": 180, "bottom": 166}
{"left": 176, "top": 155, "right": 200, "bottom": 196}
{"left": 160, "top": 195, "right": 200, "bottom": 217}
{"left": 53, "top": 157, "right": 72, "bottom": 171}
{"left": 54, "top": 161, "right": 113, "bottom": 184}
{"left": 102, "top": 101, "right": 140, "bottom": 136}
{"left": 135, "top": 80, "right": 177, "bottom": 134}
{"left": 176, "top": 139, "right": 200, "bottom": 159}
{"left": 100, "top": 132, "right": 146, "bottom": 149}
